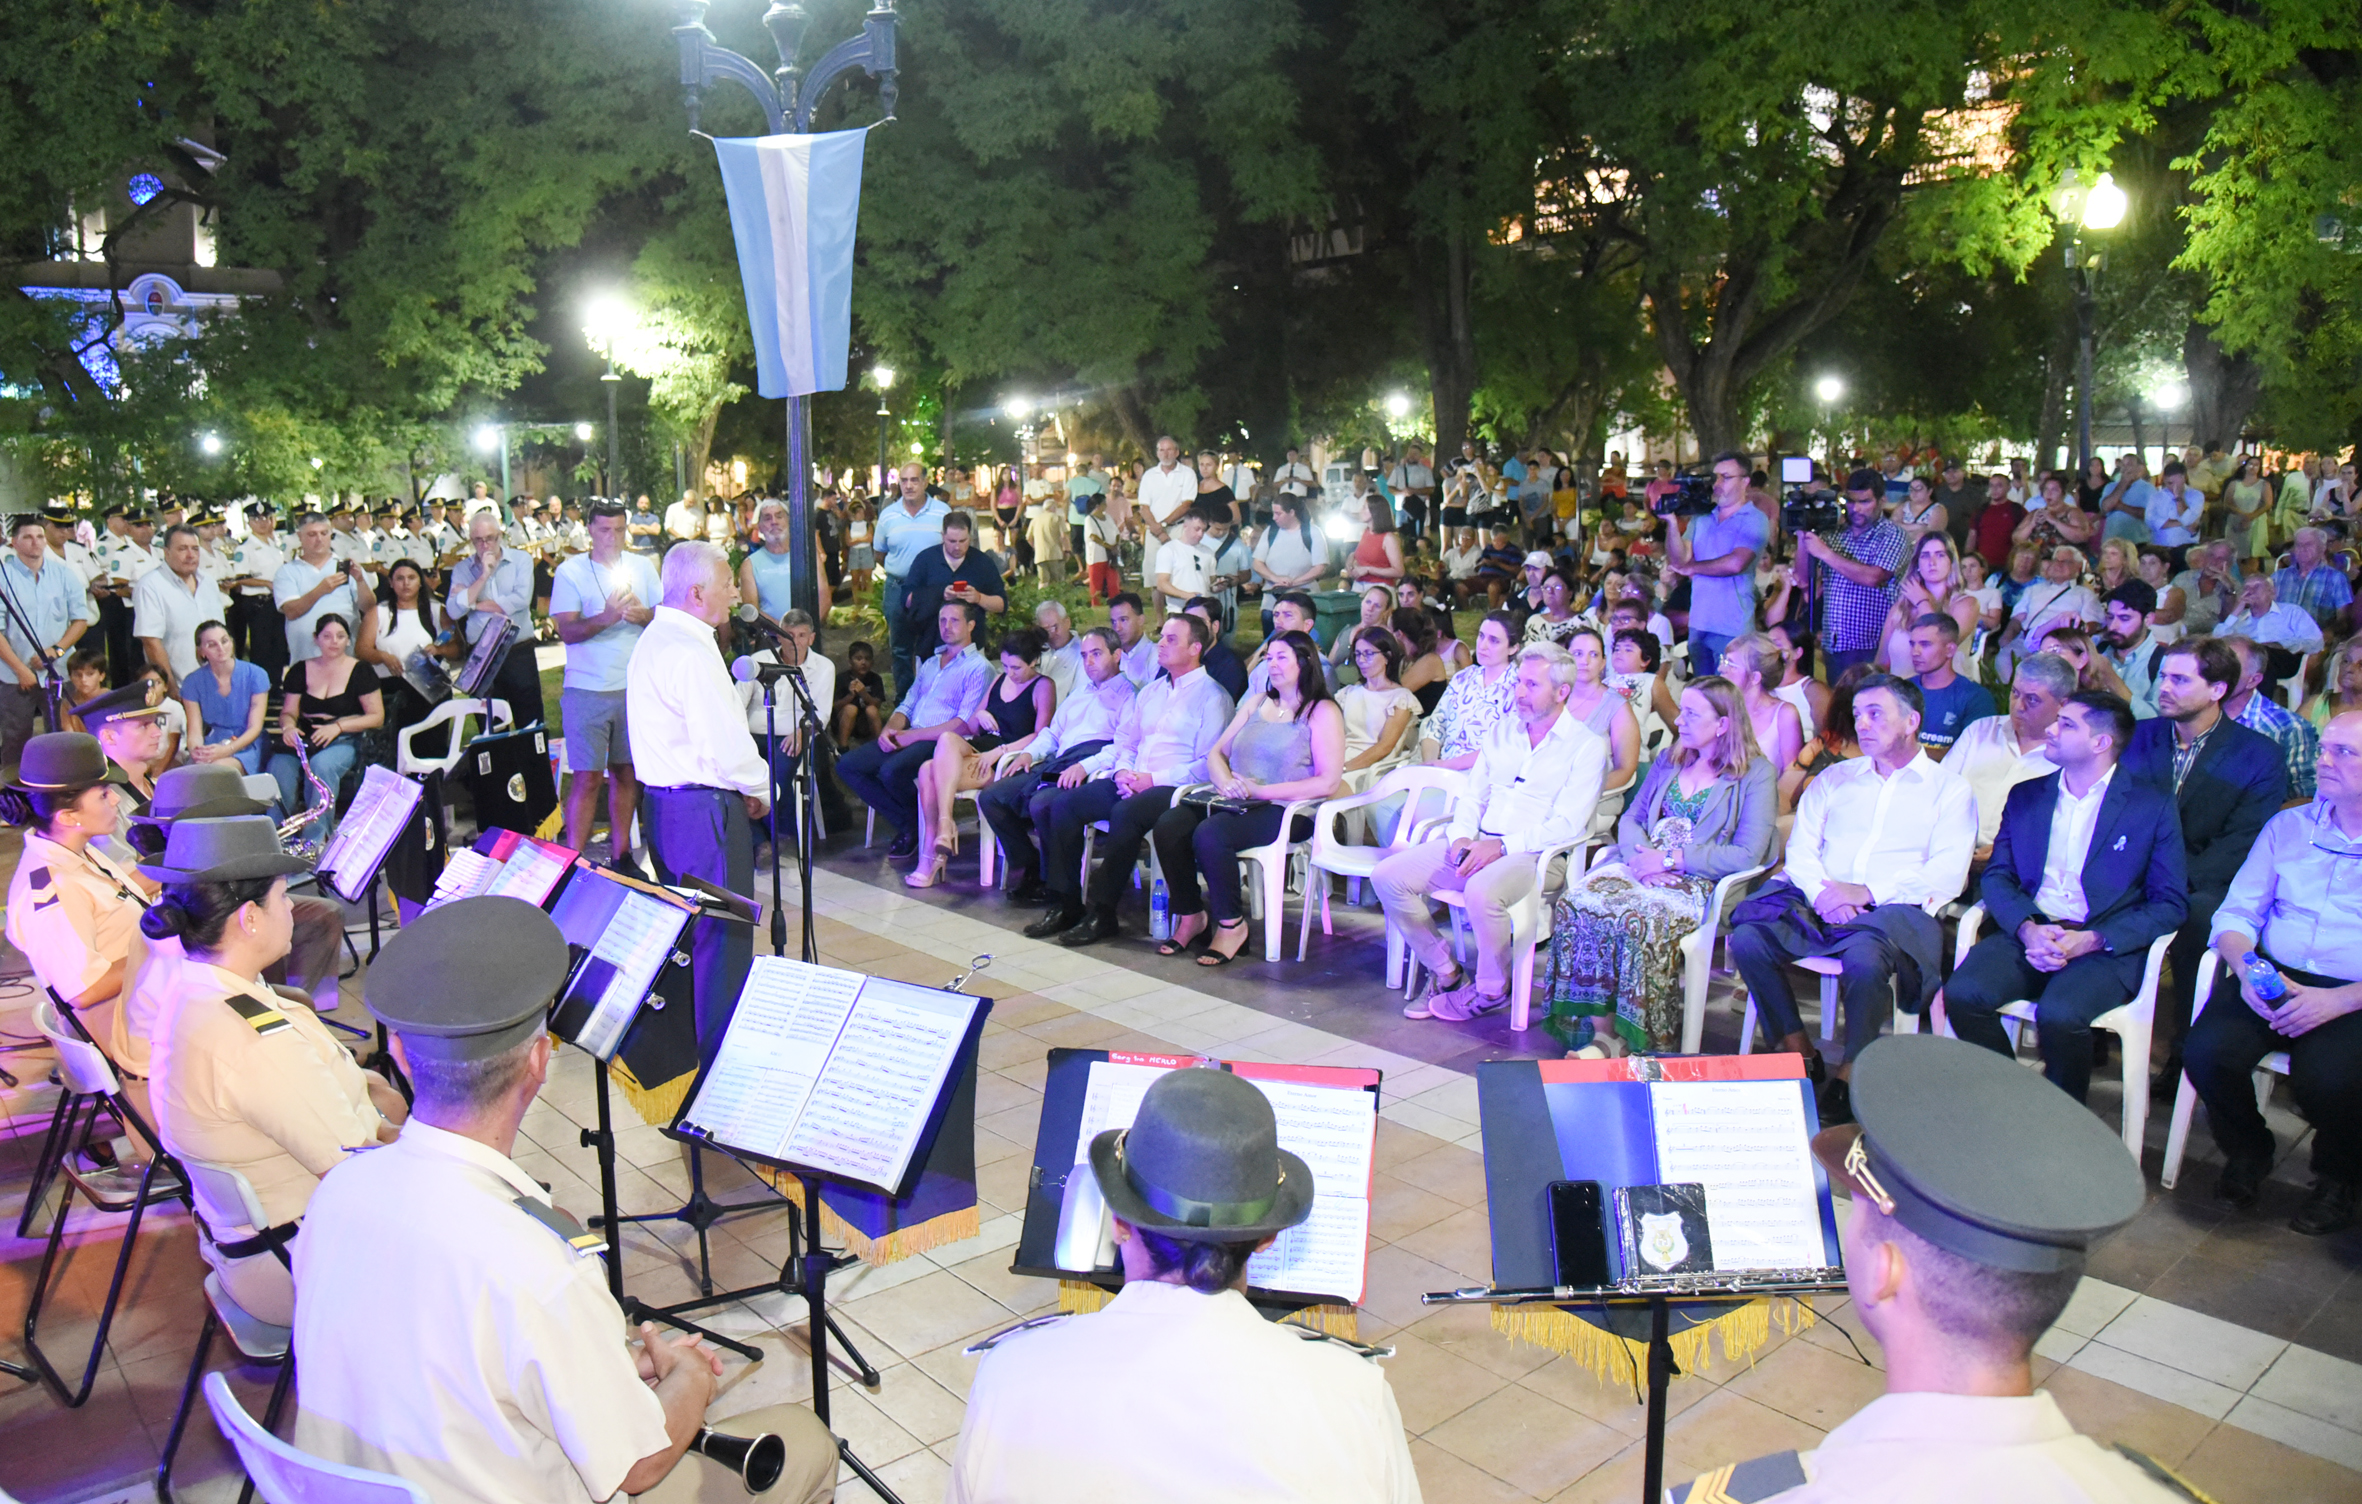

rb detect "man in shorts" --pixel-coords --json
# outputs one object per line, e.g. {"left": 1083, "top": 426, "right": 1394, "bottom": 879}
{"left": 548, "top": 501, "right": 662, "bottom": 871}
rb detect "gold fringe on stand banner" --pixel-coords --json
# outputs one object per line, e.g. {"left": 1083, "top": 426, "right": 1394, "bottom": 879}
{"left": 608, "top": 1062, "right": 695, "bottom": 1132}
{"left": 1056, "top": 1281, "right": 1359, "bottom": 1341}
{"left": 1490, "top": 1297, "right": 1818, "bottom": 1386}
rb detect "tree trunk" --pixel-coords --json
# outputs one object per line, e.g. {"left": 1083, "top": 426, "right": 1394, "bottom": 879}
{"left": 2128, "top": 397, "right": 2148, "bottom": 469}
{"left": 1410, "top": 226, "right": 1478, "bottom": 458}
{"left": 2035, "top": 309, "right": 2075, "bottom": 473}
{"left": 2184, "top": 321, "right": 2262, "bottom": 454}
{"left": 1108, "top": 384, "right": 1157, "bottom": 460}
{"left": 685, "top": 405, "right": 721, "bottom": 503}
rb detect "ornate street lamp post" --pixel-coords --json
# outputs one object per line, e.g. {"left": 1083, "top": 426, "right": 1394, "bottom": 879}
{"left": 2051, "top": 169, "right": 2127, "bottom": 472}
{"left": 671, "top": 0, "right": 898, "bottom": 620}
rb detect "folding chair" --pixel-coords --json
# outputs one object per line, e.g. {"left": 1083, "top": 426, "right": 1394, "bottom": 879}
{"left": 201, "top": 1372, "right": 429, "bottom": 1504}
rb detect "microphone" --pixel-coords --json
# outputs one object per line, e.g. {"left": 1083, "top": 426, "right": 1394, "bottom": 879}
{"left": 731, "top": 655, "right": 802, "bottom": 685}
{"left": 735, "top": 604, "right": 790, "bottom": 644}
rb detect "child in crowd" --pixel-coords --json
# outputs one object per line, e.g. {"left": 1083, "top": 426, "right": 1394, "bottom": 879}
{"left": 1474, "top": 524, "right": 1524, "bottom": 606}
{"left": 831, "top": 640, "right": 888, "bottom": 745}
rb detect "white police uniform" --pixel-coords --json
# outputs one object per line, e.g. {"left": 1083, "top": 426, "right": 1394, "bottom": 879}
{"left": 1731, "top": 1391, "right": 2187, "bottom": 1503}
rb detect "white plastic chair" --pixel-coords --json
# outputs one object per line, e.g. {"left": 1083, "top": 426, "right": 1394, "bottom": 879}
{"left": 157, "top": 1161, "right": 298, "bottom": 1500}
{"left": 1737, "top": 890, "right": 1936, "bottom": 1058}
{"left": 203, "top": 1370, "right": 430, "bottom": 1504}
{"left": 2161, "top": 952, "right": 2292, "bottom": 1190}
{"left": 1224, "top": 793, "right": 1324, "bottom": 961}
{"left": 1404, "top": 832, "right": 1590, "bottom": 1031}
{"left": 394, "top": 697, "right": 513, "bottom": 778}
{"left": 954, "top": 786, "right": 1002, "bottom": 888}
{"left": 1298, "top": 766, "right": 1468, "bottom": 978}
{"left": 1941, "top": 902, "right": 2171, "bottom": 1158}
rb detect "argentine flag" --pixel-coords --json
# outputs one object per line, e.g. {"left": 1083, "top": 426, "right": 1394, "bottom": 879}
{"left": 711, "top": 130, "right": 868, "bottom": 399}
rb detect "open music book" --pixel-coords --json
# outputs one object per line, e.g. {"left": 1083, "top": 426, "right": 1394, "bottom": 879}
{"left": 1051, "top": 1054, "right": 1379, "bottom": 1305}
{"left": 425, "top": 829, "right": 576, "bottom": 911}
{"left": 546, "top": 866, "right": 699, "bottom": 1061}
{"left": 313, "top": 765, "right": 423, "bottom": 903}
{"left": 674, "top": 957, "right": 988, "bottom": 1195}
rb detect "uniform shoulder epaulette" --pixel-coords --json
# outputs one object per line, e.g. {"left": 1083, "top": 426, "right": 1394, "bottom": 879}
{"left": 2114, "top": 1444, "right": 2219, "bottom": 1503}
{"left": 512, "top": 1195, "right": 605, "bottom": 1257}
{"left": 1671, "top": 1450, "right": 1809, "bottom": 1503}
{"left": 1281, "top": 1323, "right": 1396, "bottom": 1362}
{"left": 962, "top": 1312, "right": 1073, "bottom": 1355}
{"left": 220, "top": 989, "right": 294, "bottom": 1036}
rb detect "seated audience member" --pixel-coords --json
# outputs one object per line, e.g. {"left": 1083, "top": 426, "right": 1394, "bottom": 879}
{"left": 1728, "top": 675, "right": 1976, "bottom": 1123}
{"left": 1244, "top": 592, "right": 1339, "bottom": 696}
{"left": 1900, "top": 614, "right": 1996, "bottom": 755}
{"left": 2119, "top": 637, "right": 2286, "bottom": 1089}
{"left": 2194, "top": 710, "right": 2362, "bottom": 1235}
{"left": 1994, "top": 544, "right": 2100, "bottom": 671}
{"left": 981, "top": 630, "right": 1136, "bottom": 906}
{"left": 2273, "top": 524, "right": 2354, "bottom": 631}
{"left": 269, "top": 614, "right": 385, "bottom": 848}
{"left": 948, "top": 1068, "right": 1418, "bottom": 1502}
{"left": 2097, "top": 581, "right": 2166, "bottom": 717}
{"left": 1767, "top": 623, "right": 1830, "bottom": 739}
{"left": 1715, "top": 633, "right": 1806, "bottom": 784}
{"left": 1687, "top": 1035, "right": 2182, "bottom": 1502}
{"left": 1326, "top": 586, "right": 1393, "bottom": 682}
{"left": 1032, "top": 599, "right": 1083, "bottom": 703}
{"left": 1107, "top": 592, "right": 1159, "bottom": 689}
{"left": 2220, "top": 633, "right": 2319, "bottom": 799}
{"left": 1541, "top": 677, "right": 1777, "bottom": 1054}
{"left": 1183, "top": 596, "right": 1248, "bottom": 700}
{"left": 2172, "top": 539, "right": 2241, "bottom": 636}
{"left": 1024, "top": 615, "right": 1236, "bottom": 946}
{"left": 181, "top": 620, "right": 272, "bottom": 774}
{"left": 1417, "top": 611, "right": 1520, "bottom": 770}
{"left": 904, "top": 627, "right": 1057, "bottom": 889}
{"left": 1336, "top": 627, "right": 1422, "bottom": 792}
{"left": 2300, "top": 633, "right": 2362, "bottom": 731}
{"left": 1148, "top": 631, "right": 1346, "bottom": 966}
{"left": 1947, "top": 652, "right": 2071, "bottom": 854}
{"left": 1375, "top": 644, "right": 1609, "bottom": 1024}
{"left": 1390, "top": 606, "right": 1452, "bottom": 715}
{"left": 2220, "top": 571, "right": 2326, "bottom": 685}
{"left": 831, "top": 640, "right": 888, "bottom": 746}
{"left": 294, "top": 899, "right": 839, "bottom": 1504}
{"left": 1559, "top": 626, "right": 1642, "bottom": 795}
{"left": 836, "top": 600, "right": 993, "bottom": 859}
{"left": 143, "top": 816, "right": 402, "bottom": 1325}
{"left": 1472, "top": 524, "right": 1524, "bottom": 605}
{"left": 1605, "top": 627, "right": 1665, "bottom": 733}
{"left": 1940, "top": 692, "right": 2187, "bottom": 1103}
{"left": 1440, "top": 527, "right": 1484, "bottom": 606}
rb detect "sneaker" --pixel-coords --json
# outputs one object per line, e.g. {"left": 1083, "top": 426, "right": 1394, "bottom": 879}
{"left": 2292, "top": 1177, "right": 2358, "bottom": 1236}
{"left": 1428, "top": 983, "right": 1509, "bottom": 1023}
{"left": 1403, "top": 968, "right": 1467, "bottom": 1019}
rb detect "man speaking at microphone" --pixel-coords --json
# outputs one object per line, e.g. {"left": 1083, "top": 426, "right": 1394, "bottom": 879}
{"left": 549, "top": 501, "right": 661, "bottom": 868}
{"left": 626, "top": 541, "right": 768, "bottom": 1056}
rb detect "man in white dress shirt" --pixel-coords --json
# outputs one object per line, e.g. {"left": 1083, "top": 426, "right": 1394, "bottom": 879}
{"left": 1728, "top": 675, "right": 1977, "bottom": 1124}
{"left": 2219, "top": 571, "right": 2325, "bottom": 689}
{"left": 1027, "top": 615, "right": 1235, "bottom": 945}
{"left": 1152, "top": 510, "right": 1217, "bottom": 615}
{"left": 626, "top": 541, "right": 769, "bottom": 1055}
{"left": 133, "top": 525, "right": 228, "bottom": 694}
{"left": 550, "top": 502, "right": 662, "bottom": 863}
{"left": 1108, "top": 592, "right": 1158, "bottom": 689}
{"left": 1135, "top": 435, "right": 1197, "bottom": 593}
{"left": 295, "top": 899, "right": 838, "bottom": 1504}
{"left": 1377, "top": 643, "right": 1609, "bottom": 1023}
{"left": 982, "top": 627, "right": 1135, "bottom": 906}
{"left": 1033, "top": 598, "right": 1082, "bottom": 703}
{"left": 1945, "top": 652, "right": 2069, "bottom": 854}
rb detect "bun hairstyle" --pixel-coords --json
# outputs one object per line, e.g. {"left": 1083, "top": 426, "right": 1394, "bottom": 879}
{"left": 0, "top": 786, "right": 92, "bottom": 833}
{"left": 141, "top": 876, "right": 279, "bottom": 956}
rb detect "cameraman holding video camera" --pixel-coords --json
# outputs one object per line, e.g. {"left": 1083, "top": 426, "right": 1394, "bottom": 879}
{"left": 1794, "top": 468, "right": 1911, "bottom": 678}
{"left": 1662, "top": 451, "right": 1769, "bottom": 676}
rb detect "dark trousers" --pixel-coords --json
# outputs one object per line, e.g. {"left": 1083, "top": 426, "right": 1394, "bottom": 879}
{"left": 490, "top": 640, "right": 545, "bottom": 726}
{"left": 235, "top": 595, "right": 288, "bottom": 682}
{"left": 0, "top": 682, "right": 47, "bottom": 768}
{"left": 1728, "top": 884, "right": 1938, "bottom": 1059}
{"left": 99, "top": 593, "right": 137, "bottom": 686}
{"left": 1151, "top": 802, "right": 1304, "bottom": 925}
{"left": 2186, "top": 959, "right": 2362, "bottom": 1183}
{"left": 1822, "top": 645, "right": 1880, "bottom": 680}
{"left": 882, "top": 581, "right": 916, "bottom": 700}
{"left": 643, "top": 786, "right": 755, "bottom": 1063}
{"left": 1945, "top": 931, "right": 2146, "bottom": 1102}
{"left": 2162, "top": 890, "right": 2227, "bottom": 1056}
{"left": 975, "top": 741, "right": 1113, "bottom": 886}
{"left": 835, "top": 735, "right": 937, "bottom": 840}
{"left": 1033, "top": 778, "right": 1171, "bottom": 906}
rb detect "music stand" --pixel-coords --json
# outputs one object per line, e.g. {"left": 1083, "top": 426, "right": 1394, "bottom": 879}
{"left": 1423, "top": 1056, "right": 1849, "bottom": 1504}
{"left": 660, "top": 957, "right": 996, "bottom": 1504}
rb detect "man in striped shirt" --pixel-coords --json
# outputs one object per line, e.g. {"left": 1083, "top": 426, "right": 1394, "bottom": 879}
{"left": 2221, "top": 634, "right": 2319, "bottom": 801}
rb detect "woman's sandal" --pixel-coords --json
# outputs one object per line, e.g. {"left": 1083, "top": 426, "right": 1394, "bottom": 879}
{"left": 1197, "top": 919, "right": 1252, "bottom": 967}
{"left": 1156, "top": 917, "right": 1208, "bottom": 957}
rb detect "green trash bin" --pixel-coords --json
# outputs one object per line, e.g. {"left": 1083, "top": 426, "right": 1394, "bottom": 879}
{"left": 1310, "top": 590, "right": 1366, "bottom": 651}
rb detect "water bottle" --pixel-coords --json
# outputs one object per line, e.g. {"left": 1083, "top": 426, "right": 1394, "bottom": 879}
{"left": 2243, "top": 952, "right": 2288, "bottom": 1004}
{"left": 1149, "top": 879, "right": 1171, "bottom": 943}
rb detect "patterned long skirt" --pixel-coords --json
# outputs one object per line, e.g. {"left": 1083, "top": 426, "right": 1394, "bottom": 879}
{"left": 1540, "top": 864, "right": 1714, "bottom": 1053}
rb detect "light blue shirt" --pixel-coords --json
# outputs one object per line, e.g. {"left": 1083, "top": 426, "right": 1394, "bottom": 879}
{"left": 1084, "top": 667, "right": 1236, "bottom": 786}
{"left": 744, "top": 545, "right": 795, "bottom": 621}
{"left": 0, "top": 553, "right": 94, "bottom": 673}
{"left": 874, "top": 495, "right": 950, "bottom": 581}
{"left": 271, "top": 555, "right": 360, "bottom": 663}
{"left": 895, "top": 642, "right": 994, "bottom": 728}
{"left": 2212, "top": 801, "right": 2362, "bottom": 981}
{"left": 445, "top": 548, "right": 536, "bottom": 645}
{"left": 2143, "top": 483, "right": 2202, "bottom": 547}
{"left": 1684, "top": 503, "right": 1771, "bottom": 638}
{"left": 548, "top": 551, "right": 662, "bottom": 692}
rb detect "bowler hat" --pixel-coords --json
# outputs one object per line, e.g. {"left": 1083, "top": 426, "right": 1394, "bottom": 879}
{"left": 138, "top": 815, "right": 311, "bottom": 884}
{"left": 0, "top": 732, "right": 130, "bottom": 797}
{"left": 134, "top": 762, "right": 273, "bottom": 825}
{"left": 1089, "top": 1068, "right": 1314, "bottom": 1243}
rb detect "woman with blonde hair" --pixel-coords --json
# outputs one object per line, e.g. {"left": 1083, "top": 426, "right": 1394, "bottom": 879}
{"left": 1714, "top": 634, "right": 1806, "bottom": 803}
{"left": 1875, "top": 532, "right": 1980, "bottom": 678}
{"left": 2095, "top": 536, "right": 2138, "bottom": 595}
{"left": 1540, "top": 677, "right": 1778, "bottom": 1054}
{"left": 2301, "top": 635, "right": 2362, "bottom": 730}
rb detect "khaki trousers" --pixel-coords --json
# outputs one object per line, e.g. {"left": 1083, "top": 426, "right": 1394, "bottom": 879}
{"left": 1373, "top": 839, "right": 1548, "bottom": 997}
{"left": 636, "top": 1402, "right": 837, "bottom": 1504}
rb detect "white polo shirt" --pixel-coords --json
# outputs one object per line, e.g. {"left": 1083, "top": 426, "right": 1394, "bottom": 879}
{"left": 132, "top": 565, "right": 229, "bottom": 682}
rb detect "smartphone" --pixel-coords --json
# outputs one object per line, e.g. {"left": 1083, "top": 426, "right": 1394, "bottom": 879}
{"left": 1547, "top": 1179, "right": 1611, "bottom": 1287}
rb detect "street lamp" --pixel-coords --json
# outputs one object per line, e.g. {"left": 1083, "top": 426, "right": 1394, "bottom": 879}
{"left": 671, "top": 0, "right": 899, "bottom": 628}
{"left": 2052, "top": 168, "right": 2128, "bottom": 471}
{"left": 2152, "top": 380, "right": 2188, "bottom": 469}
{"left": 199, "top": 433, "right": 223, "bottom": 456}
{"left": 872, "top": 365, "right": 896, "bottom": 495}
{"left": 583, "top": 296, "right": 633, "bottom": 498}
{"left": 474, "top": 423, "right": 513, "bottom": 502}
{"left": 1812, "top": 375, "right": 1844, "bottom": 469}
{"left": 574, "top": 421, "right": 595, "bottom": 443}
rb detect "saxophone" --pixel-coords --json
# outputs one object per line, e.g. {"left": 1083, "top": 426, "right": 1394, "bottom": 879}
{"left": 274, "top": 726, "right": 341, "bottom": 864}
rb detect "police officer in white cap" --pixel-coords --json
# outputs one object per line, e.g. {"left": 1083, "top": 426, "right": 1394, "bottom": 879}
{"left": 292, "top": 897, "right": 838, "bottom": 1504}
{"left": 1674, "top": 1034, "right": 2198, "bottom": 1503}
{"left": 948, "top": 1067, "right": 1419, "bottom": 1503}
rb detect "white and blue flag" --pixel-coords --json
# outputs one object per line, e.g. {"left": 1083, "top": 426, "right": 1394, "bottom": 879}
{"left": 711, "top": 129, "right": 868, "bottom": 399}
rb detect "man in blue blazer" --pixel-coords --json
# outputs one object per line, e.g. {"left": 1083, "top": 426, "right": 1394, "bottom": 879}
{"left": 1942, "top": 691, "right": 2189, "bottom": 1102}
{"left": 2117, "top": 636, "right": 2287, "bottom": 1093}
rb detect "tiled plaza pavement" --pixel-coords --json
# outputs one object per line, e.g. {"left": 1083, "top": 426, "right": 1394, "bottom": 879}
{"left": 1, "top": 827, "right": 2359, "bottom": 1502}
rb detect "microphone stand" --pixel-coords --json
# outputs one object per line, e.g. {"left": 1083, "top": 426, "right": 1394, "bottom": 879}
{"left": 775, "top": 661, "right": 824, "bottom": 963}
{"left": 0, "top": 566, "right": 68, "bottom": 732}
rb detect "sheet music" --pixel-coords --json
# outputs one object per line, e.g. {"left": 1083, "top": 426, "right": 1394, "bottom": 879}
{"left": 783, "top": 976, "right": 973, "bottom": 1188}
{"left": 679, "top": 958, "right": 865, "bottom": 1157}
{"left": 1648, "top": 1081, "right": 1825, "bottom": 1271}
{"left": 426, "top": 848, "right": 501, "bottom": 909}
{"left": 1248, "top": 1077, "right": 1377, "bottom": 1201}
{"left": 1247, "top": 1194, "right": 1371, "bottom": 1301}
{"left": 1071, "top": 1060, "right": 1179, "bottom": 1161}
{"left": 570, "top": 887, "right": 693, "bottom": 1060}
{"left": 484, "top": 838, "right": 571, "bottom": 906}
{"left": 314, "top": 766, "right": 421, "bottom": 901}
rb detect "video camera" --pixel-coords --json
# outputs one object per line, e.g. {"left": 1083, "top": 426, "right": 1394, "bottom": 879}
{"left": 1646, "top": 471, "right": 1718, "bottom": 519}
{"left": 1778, "top": 456, "right": 1847, "bottom": 534}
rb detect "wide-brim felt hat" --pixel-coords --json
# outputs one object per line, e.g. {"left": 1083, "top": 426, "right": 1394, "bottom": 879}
{"left": 138, "top": 815, "right": 312, "bottom": 884}
{"left": 132, "top": 761, "right": 272, "bottom": 825}
{"left": 0, "top": 733, "right": 131, "bottom": 797}
{"left": 1089, "top": 1067, "right": 1315, "bottom": 1243}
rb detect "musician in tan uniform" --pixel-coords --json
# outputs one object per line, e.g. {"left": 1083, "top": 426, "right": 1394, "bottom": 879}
{"left": 140, "top": 815, "right": 401, "bottom": 1324}
{"left": 293, "top": 897, "right": 839, "bottom": 1504}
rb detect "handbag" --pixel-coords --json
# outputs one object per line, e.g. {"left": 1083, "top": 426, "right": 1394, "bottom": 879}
{"left": 1176, "top": 786, "right": 1256, "bottom": 819}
